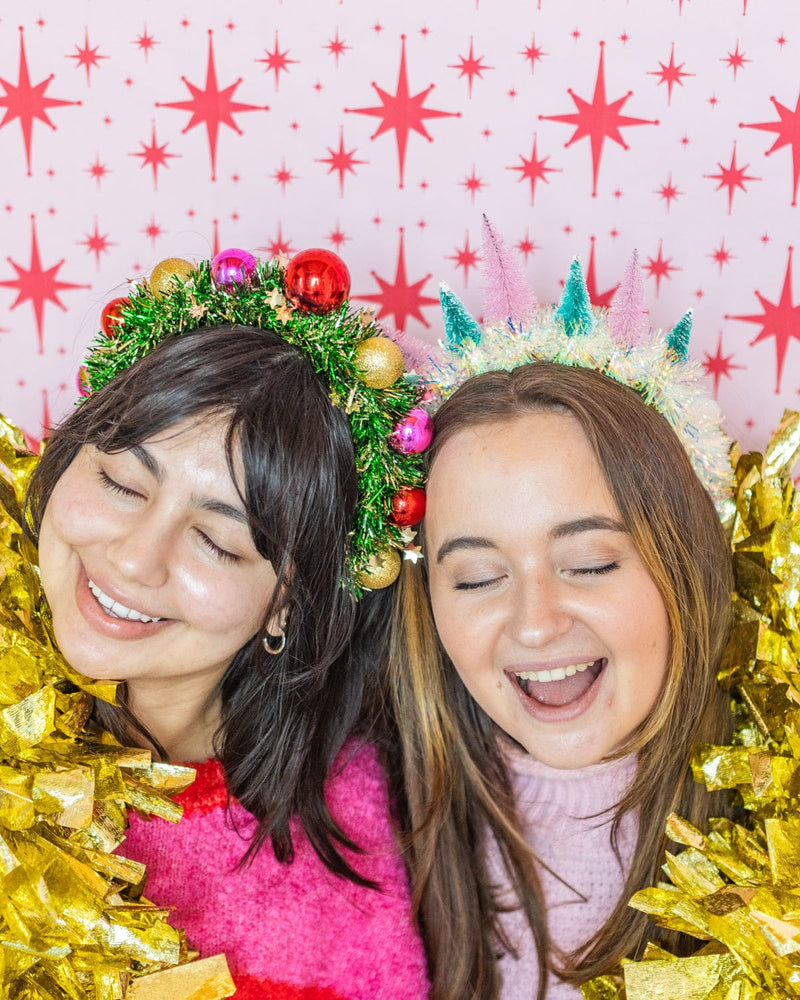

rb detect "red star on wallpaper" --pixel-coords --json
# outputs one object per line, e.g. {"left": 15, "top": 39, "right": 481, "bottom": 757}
{"left": 325, "top": 30, "right": 350, "bottom": 66}
{"left": 585, "top": 236, "right": 619, "bottom": 307}
{"left": 508, "top": 134, "right": 560, "bottom": 205}
{"left": 648, "top": 43, "right": 693, "bottom": 105}
{"left": 643, "top": 241, "right": 679, "bottom": 296}
{"left": 702, "top": 332, "right": 743, "bottom": 396}
{"left": 656, "top": 172, "right": 682, "bottom": 210}
{"left": 520, "top": 34, "right": 547, "bottom": 73}
{"left": 705, "top": 143, "right": 759, "bottom": 213}
{"left": 86, "top": 154, "right": 109, "bottom": 188}
{"left": 258, "top": 224, "right": 294, "bottom": 258}
{"left": 272, "top": 158, "right": 295, "bottom": 194}
{"left": 709, "top": 239, "right": 734, "bottom": 273}
{"left": 357, "top": 229, "right": 439, "bottom": 330}
{"left": 346, "top": 35, "right": 460, "bottom": 187}
{"left": 0, "top": 28, "right": 81, "bottom": 176}
{"left": 726, "top": 246, "right": 800, "bottom": 393}
{"left": 449, "top": 37, "right": 494, "bottom": 98}
{"left": 256, "top": 32, "right": 298, "bottom": 90}
{"left": 157, "top": 31, "right": 269, "bottom": 181}
{"left": 516, "top": 230, "right": 540, "bottom": 262}
{"left": 131, "top": 122, "right": 179, "bottom": 189}
{"left": 447, "top": 231, "right": 480, "bottom": 285}
{"left": 461, "top": 167, "right": 485, "bottom": 203}
{"left": 0, "top": 217, "right": 90, "bottom": 353}
{"left": 741, "top": 90, "right": 800, "bottom": 206}
{"left": 722, "top": 41, "right": 750, "bottom": 81}
{"left": 134, "top": 25, "right": 158, "bottom": 60}
{"left": 79, "top": 218, "right": 115, "bottom": 268}
{"left": 316, "top": 128, "right": 367, "bottom": 196}
{"left": 68, "top": 28, "right": 108, "bottom": 85}
{"left": 540, "top": 42, "right": 658, "bottom": 196}
{"left": 326, "top": 223, "right": 348, "bottom": 249}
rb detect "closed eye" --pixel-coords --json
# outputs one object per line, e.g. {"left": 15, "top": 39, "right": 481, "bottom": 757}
{"left": 454, "top": 575, "right": 505, "bottom": 591}
{"left": 98, "top": 469, "right": 144, "bottom": 499}
{"left": 196, "top": 529, "right": 241, "bottom": 565}
{"left": 570, "top": 562, "right": 619, "bottom": 576}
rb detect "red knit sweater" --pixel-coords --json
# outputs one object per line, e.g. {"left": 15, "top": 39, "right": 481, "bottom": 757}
{"left": 122, "top": 743, "right": 430, "bottom": 1000}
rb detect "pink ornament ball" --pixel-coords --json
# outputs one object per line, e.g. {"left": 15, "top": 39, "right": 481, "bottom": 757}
{"left": 389, "top": 408, "right": 433, "bottom": 455}
{"left": 283, "top": 248, "right": 351, "bottom": 314}
{"left": 211, "top": 248, "right": 258, "bottom": 289}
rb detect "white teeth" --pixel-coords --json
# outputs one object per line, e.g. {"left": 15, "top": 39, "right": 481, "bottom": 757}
{"left": 515, "top": 661, "right": 594, "bottom": 684}
{"left": 88, "top": 580, "right": 162, "bottom": 623}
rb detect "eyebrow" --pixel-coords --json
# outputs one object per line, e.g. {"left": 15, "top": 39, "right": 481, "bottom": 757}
{"left": 130, "top": 444, "right": 249, "bottom": 526}
{"left": 435, "top": 516, "right": 626, "bottom": 564}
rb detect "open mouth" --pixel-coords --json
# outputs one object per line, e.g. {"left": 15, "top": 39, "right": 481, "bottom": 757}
{"left": 87, "top": 579, "right": 163, "bottom": 623}
{"left": 512, "top": 658, "right": 605, "bottom": 708}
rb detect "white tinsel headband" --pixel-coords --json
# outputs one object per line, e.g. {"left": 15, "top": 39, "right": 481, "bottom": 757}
{"left": 424, "top": 218, "right": 734, "bottom": 520}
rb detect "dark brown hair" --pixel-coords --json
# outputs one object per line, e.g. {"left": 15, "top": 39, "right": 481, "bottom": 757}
{"left": 381, "top": 363, "right": 733, "bottom": 998}
{"left": 26, "top": 324, "right": 386, "bottom": 884}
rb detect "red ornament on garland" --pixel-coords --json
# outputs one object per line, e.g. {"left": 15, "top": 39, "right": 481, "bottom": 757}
{"left": 101, "top": 297, "right": 129, "bottom": 338}
{"left": 284, "top": 248, "right": 351, "bottom": 315}
{"left": 390, "top": 487, "right": 426, "bottom": 527}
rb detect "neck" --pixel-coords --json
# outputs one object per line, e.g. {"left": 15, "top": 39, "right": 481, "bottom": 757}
{"left": 125, "top": 678, "right": 221, "bottom": 763}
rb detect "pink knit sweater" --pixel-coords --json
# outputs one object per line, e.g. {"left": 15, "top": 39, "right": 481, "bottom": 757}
{"left": 122, "top": 742, "right": 430, "bottom": 1000}
{"left": 491, "top": 745, "right": 639, "bottom": 999}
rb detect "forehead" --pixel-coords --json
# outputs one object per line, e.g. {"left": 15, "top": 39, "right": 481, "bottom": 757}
{"left": 426, "top": 411, "right": 618, "bottom": 533}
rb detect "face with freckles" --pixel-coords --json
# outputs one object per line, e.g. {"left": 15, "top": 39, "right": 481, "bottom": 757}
{"left": 38, "top": 416, "right": 277, "bottom": 702}
{"left": 425, "top": 410, "right": 671, "bottom": 770}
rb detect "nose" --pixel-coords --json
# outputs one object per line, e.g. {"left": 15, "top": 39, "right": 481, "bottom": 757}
{"left": 506, "top": 572, "right": 574, "bottom": 648}
{"left": 105, "top": 506, "right": 172, "bottom": 589}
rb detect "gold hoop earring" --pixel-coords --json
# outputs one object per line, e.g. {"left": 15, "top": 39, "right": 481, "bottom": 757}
{"left": 263, "top": 629, "right": 286, "bottom": 655}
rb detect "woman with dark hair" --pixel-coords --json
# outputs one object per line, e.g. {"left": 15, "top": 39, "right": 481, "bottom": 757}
{"left": 10, "top": 251, "right": 430, "bottom": 999}
{"left": 381, "top": 258, "right": 736, "bottom": 999}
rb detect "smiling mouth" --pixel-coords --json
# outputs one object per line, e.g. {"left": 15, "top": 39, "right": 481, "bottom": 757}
{"left": 87, "top": 579, "right": 163, "bottom": 623}
{"left": 513, "top": 658, "right": 605, "bottom": 707}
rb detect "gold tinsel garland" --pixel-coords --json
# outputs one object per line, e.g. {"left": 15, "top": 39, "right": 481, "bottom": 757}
{"left": 583, "top": 409, "right": 800, "bottom": 1000}
{"left": 0, "top": 416, "right": 234, "bottom": 998}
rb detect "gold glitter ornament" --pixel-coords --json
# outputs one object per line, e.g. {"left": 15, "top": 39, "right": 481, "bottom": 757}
{"left": 355, "top": 546, "right": 401, "bottom": 589}
{"left": 149, "top": 257, "right": 195, "bottom": 299}
{"left": 353, "top": 336, "right": 404, "bottom": 389}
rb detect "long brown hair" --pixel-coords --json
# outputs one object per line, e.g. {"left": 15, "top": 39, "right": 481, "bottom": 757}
{"left": 381, "top": 363, "right": 734, "bottom": 998}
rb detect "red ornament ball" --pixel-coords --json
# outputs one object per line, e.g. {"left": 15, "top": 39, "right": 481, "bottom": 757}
{"left": 390, "top": 487, "right": 426, "bottom": 527}
{"left": 101, "top": 297, "right": 129, "bottom": 338}
{"left": 283, "top": 248, "right": 351, "bottom": 314}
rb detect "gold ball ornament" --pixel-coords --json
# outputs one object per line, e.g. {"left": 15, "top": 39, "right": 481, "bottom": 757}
{"left": 149, "top": 257, "right": 195, "bottom": 299}
{"left": 355, "top": 547, "right": 401, "bottom": 590}
{"left": 353, "top": 337, "right": 404, "bottom": 389}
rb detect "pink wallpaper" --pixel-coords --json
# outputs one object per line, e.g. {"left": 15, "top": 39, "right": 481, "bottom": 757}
{"left": 0, "top": 0, "right": 796, "bottom": 456}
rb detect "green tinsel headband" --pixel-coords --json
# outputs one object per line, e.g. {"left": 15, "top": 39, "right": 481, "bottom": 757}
{"left": 78, "top": 247, "right": 430, "bottom": 595}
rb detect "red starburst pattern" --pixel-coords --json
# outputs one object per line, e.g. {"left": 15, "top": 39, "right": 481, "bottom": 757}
{"left": 655, "top": 171, "right": 682, "bottom": 210}
{"left": 345, "top": 35, "right": 460, "bottom": 187}
{"left": 142, "top": 215, "right": 163, "bottom": 246}
{"left": 648, "top": 43, "right": 693, "bottom": 105}
{"left": 316, "top": 128, "right": 367, "bottom": 196}
{"left": 540, "top": 42, "right": 658, "bottom": 196}
{"left": 709, "top": 239, "right": 735, "bottom": 273}
{"left": 585, "top": 236, "right": 618, "bottom": 307}
{"left": 0, "top": 27, "right": 81, "bottom": 176}
{"left": 741, "top": 90, "right": 800, "bottom": 206}
{"left": 134, "top": 25, "right": 158, "bottom": 60}
{"left": 356, "top": 229, "right": 439, "bottom": 331}
{"left": 520, "top": 34, "right": 546, "bottom": 73}
{"left": 704, "top": 143, "right": 760, "bottom": 213}
{"left": 272, "top": 158, "right": 295, "bottom": 194}
{"left": 702, "top": 332, "right": 743, "bottom": 396}
{"left": 726, "top": 246, "right": 800, "bottom": 392}
{"left": 256, "top": 32, "right": 298, "bottom": 90}
{"left": 507, "top": 134, "right": 560, "bottom": 204}
{"left": 517, "top": 229, "right": 540, "bottom": 262}
{"left": 156, "top": 31, "right": 269, "bottom": 181}
{"left": 324, "top": 30, "right": 350, "bottom": 66}
{"left": 461, "top": 166, "right": 485, "bottom": 202}
{"left": 257, "top": 224, "right": 294, "bottom": 259}
{"left": 86, "top": 153, "right": 110, "bottom": 188}
{"left": 79, "top": 218, "right": 115, "bottom": 268}
{"left": 643, "top": 240, "right": 679, "bottom": 296}
{"left": 449, "top": 37, "right": 493, "bottom": 98}
{"left": 722, "top": 41, "right": 750, "bottom": 81}
{"left": 131, "top": 122, "right": 179, "bottom": 189}
{"left": 67, "top": 27, "right": 108, "bottom": 85}
{"left": 326, "top": 223, "right": 348, "bottom": 250}
{"left": 0, "top": 216, "right": 90, "bottom": 353}
{"left": 447, "top": 231, "right": 480, "bottom": 285}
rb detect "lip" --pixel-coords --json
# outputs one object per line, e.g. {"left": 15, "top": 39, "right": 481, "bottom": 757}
{"left": 75, "top": 565, "right": 173, "bottom": 641}
{"left": 504, "top": 657, "right": 606, "bottom": 723}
